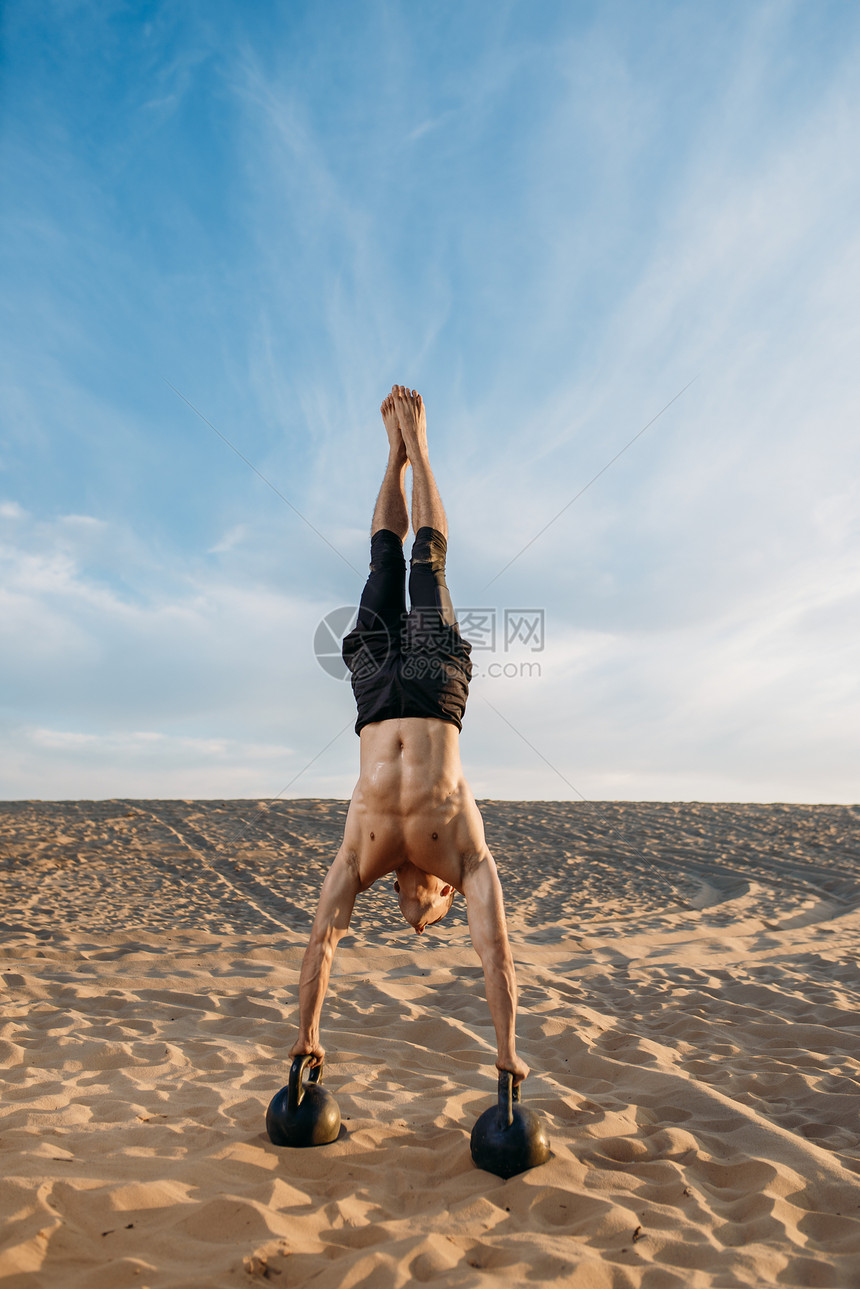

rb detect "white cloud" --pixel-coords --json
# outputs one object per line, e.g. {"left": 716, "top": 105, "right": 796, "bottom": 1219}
{"left": 207, "top": 523, "right": 247, "bottom": 554}
{"left": 1, "top": 726, "right": 308, "bottom": 801}
{"left": 459, "top": 538, "right": 860, "bottom": 803}
{"left": 26, "top": 726, "right": 292, "bottom": 759}
{"left": 0, "top": 505, "right": 357, "bottom": 796}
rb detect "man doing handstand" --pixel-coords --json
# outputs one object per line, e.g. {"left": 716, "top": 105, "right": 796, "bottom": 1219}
{"left": 289, "top": 385, "right": 529, "bottom": 1086}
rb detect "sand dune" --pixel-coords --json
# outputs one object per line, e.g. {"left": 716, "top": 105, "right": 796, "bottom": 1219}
{"left": 2, "top": 799, "right": 860, "bottom": 1287}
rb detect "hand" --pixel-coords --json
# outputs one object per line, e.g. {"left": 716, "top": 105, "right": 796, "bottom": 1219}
{"left": 497, "top": 1054, "right": 530, "bottom": 1087}
{"left": 289, "top": 1036, "right": 325, "bottom": 1068}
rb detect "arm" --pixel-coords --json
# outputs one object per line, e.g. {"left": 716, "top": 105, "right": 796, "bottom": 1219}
{"left": 289, "top": 848, "right": 361, "bottom": 1065}
{"left": 462, "top": 851, "right": 530, "bottom": 1086}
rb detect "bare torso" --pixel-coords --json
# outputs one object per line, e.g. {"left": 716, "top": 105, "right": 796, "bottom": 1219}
{"left": 341, "top": 717, "right": 489, "bottom": 892}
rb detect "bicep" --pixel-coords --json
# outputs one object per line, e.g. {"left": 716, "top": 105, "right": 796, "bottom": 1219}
{"left": 463, "top": 853, "right": 510, "bottom": 960}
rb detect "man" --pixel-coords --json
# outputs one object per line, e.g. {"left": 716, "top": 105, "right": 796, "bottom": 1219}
{"left": 289, "top": 385, "right": 529, "bottom": 1086}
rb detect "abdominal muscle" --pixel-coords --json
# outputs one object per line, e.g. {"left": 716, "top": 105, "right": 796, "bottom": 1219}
{"left": 343, "top": 717, "right": 486, "bottom": 890}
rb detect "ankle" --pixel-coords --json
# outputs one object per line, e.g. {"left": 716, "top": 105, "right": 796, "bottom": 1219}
{"left": 404, "top": 442, "right": 430, "bottom": 470}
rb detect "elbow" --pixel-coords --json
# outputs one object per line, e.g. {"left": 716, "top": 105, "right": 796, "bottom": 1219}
{"left": 477, "top": 936, "right": 513, "bottom": 972}
{"left": 308, "top": 927, "right": 340, "bottom": 961}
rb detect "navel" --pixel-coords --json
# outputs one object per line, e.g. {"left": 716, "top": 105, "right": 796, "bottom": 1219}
{"left": 370, "top": 831, "right": 375, "bottom": 840}
{"left": 432, "top": 832, "right": 438, "bottom": 840}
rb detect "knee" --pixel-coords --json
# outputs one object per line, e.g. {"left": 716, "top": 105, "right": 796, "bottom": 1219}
{"left": 411, "top": 526, "right": 448, "bottom": 572}
{"left": 370, "top": 528, "right": 406, "bottom": 573}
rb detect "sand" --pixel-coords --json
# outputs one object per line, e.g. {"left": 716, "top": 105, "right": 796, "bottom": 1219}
{"left": 2, "top": 798, "right": 860, "bottom": 1288}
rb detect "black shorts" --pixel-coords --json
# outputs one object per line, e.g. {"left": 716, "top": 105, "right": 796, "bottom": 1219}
{"left": 341, "top": 526, "right": 473, "bottom": 735}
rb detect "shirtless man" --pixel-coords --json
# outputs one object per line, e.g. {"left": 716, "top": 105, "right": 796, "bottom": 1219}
{"left": 289, "top": 385, "right": 529, "bottom": 1086}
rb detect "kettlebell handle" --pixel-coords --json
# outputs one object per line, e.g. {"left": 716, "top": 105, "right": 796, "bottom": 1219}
{"left": 497, "top": 1069, "right": 521, "bottom": 1127}
{"left": 288, "top": 1054, "right": 325, "bottom": 1111}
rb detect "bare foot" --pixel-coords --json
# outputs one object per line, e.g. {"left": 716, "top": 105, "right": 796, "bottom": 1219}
{"left": 380, "top": 393, "right": 408, "bottom": 461}
{"left": 390, "top": 385, "right": 428, "bottom": 460}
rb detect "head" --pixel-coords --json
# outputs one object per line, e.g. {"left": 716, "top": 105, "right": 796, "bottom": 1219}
{"left": 393, "top": 864, "right": 455, "bottom": 934}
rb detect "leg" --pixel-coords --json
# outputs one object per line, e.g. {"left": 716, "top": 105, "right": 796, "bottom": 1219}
{"left": 372, "top": 394, "right": 409, "bottom": 540}
{"left": 355, "top": 528, "right": 406, "bottom": 635}
{"left": 408, "top": 526, "right": 456, "bottom": 627}
{"left": 410, "top": 454, "right": 447, "bottom": 539}
{"left": 389, "top": 387, "right": 455, "bottom": 625}
{"left": 354, "top": 396, "right": 409, "bottom": 635}
{"left": 390, "top": 385, "right": 448, "bottom": 538}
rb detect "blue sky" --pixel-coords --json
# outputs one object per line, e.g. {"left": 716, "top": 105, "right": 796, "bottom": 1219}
{"left": 2, "top": 0, "right": 858, "bottom": 802}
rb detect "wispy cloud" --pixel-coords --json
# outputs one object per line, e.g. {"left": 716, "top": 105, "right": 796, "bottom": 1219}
{"left": 207, "top": 523, "right": 247, "bottom": 555}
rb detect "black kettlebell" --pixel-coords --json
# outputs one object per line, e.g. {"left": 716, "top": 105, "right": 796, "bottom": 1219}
{"left": 266, "top": 1055, "right": 341, "bottom": 1148}
{"left": 470, "top": 1070, "right": 550, "bottom": 1179}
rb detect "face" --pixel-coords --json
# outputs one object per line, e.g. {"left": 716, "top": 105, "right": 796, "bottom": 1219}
{"left": 393, "top": 872, "right": 455, "bottom": 934}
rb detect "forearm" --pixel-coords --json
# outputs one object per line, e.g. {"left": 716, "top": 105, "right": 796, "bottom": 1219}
{"left": 479, "top": 946, "right": 518, "bottom": 1065}
{"left": 294, "top": 933, "right": 337, "bottom": 1049}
